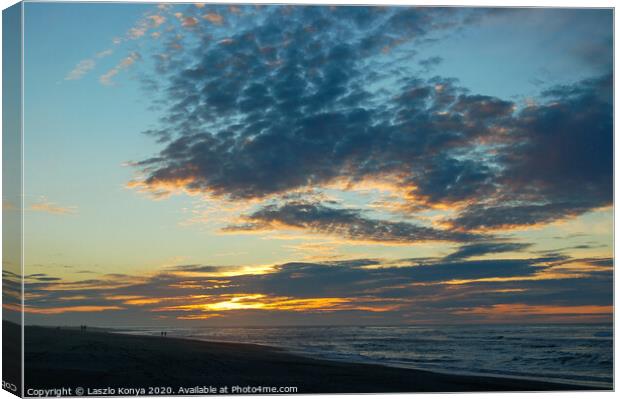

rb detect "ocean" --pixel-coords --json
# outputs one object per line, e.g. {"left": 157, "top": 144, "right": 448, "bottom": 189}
{"left": 115, "top": 324, "right": 613, "bottom": 389}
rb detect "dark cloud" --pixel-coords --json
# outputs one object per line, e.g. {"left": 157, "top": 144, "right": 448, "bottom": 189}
{"left": 22, "top": 254, "right": 611, "bottom": 325}
{"left": 448, "top": 74, "right": 612, "bottom": 230}
{"left": 449, "top": 202, "right": 593, "bottom": 231}
{"left": 458, "top": 268, "right": 612, "bottom": 307}
{"left": 133, "top": 7, "right": 509, "bottom": 202}
{"left": 445, "top": 242, "right": 532, "bottom": 261}
{"left": 577, "top": 257, "right": 613, "bottom": 268}
{"left": 168, "top": 264, "right": 246, "bottom": 274}
{"left": 536, "top": 244, "right": 607, "bottom": 256}
{"left": 2, "top": 270, "right": 22, "bottom": 306}
{"left": 28, "top": 276, "right": 62, "bottom": 282}
{"left": 225, "top": 201, "right": 483, "bottom": 243}
{"left": 130, "top": 5, "right": 611, "bottom": 236}
{"left": 418, "top": 56, "right": 443, "bottom": 72}
{"left": 222, "top": 258, "right": 550, "bottom": 298}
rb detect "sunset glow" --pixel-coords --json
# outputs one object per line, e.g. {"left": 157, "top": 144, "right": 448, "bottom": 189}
{"left": 6, "top": 2, "right": 611, "bottom": 328}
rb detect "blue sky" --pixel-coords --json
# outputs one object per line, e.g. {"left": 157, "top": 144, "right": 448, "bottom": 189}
{"left": 6, "top": 2, "right": 612, "bottom": 326}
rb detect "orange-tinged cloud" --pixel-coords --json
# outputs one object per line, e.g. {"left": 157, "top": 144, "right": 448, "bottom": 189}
{"left": 100, "top": 51, "right": 141, "bottom": 86}
{"left": 549, "top": 258, "right": 613, "bottom": 273}
{"left": 177, "top": 313, "right": 223, "bottom": 320}
{"left": 38, "top": 275, "right": 145, "bottom": 292}
{"left": 456, "top": 303, "right": 612, "bottom": 317}
{"left": 169, "top": 264, "right": 276, "bottom": 278}
{"left": 31, "top": 201, "right": 77, "bottom": 215}
{"left": 147, "top": 14, "right": 166, "bottom": 28}
{"left": 124, "top": 297, "right": 170, "bottom": 306}
{"left": 168, "top": 280, "right": 234, "bottom": 290}
{"left": 324, "top": 174, "right": 475, "bottom": 213}
{"left": 105, "top": 295, "right": 173, "bottom": 306}
{"left": 57, "top": 295, "right": 89, "bottom": 301}
{"left": 153, "top": 293, "right": 396, "bottom": 317}
{"left": 2, "top": 304, "right": 21, "bottom": 313}
{"left": 203, "top": 13, "right": 224, "bottom": 25}
{"left": 182, "top": 17, "right": 199, "bottom": 27}
{"left": 20, "top": 251, "right": 612, "bottom": 324}
{"left": 105, "top": 295, "right": 145, "bottom": 301}
{"left": 435, "top": 260, "right": 608, "bottom": 287}
{"left": 127, "top": 176, "right": 201, "bottom": 199}
{"left": 20, "top": 305, "right": 124, "bottom": 315}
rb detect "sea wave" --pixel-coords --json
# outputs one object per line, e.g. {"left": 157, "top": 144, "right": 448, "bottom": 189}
{"left": 115, "top": 324, "right": 613, "bottom": 388}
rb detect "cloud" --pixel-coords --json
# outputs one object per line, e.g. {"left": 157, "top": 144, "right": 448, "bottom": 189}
{"left": 126, "top": 5, "right": 611, "bottom": 237}
{"left": 21, "top": 253, "right": 612, "bottom": 324}
{"left": 448, "top": 74, "right": 612, "bottom": 230}
{"left": 22, "top": 305, "right": 124, "bottom": 315}
{"left": 181, "top": 16, "right": 199, "bottom": 27}
{"left": 30, "top": 200, "right": 77, "bottom": 215}
{"left": 65, "top": 48, "right": 114, "bottom": 81}
{"left": 147, "top": 14, "right": 166, "bottom": 28}
{"left": 65, "top": 59, "right": 96, "bottom": 80}
{"left": 203, "top": 13, "right": 224, "bottom": 25}
{"left": 65, "top": 5, "right": 164, "bottom": 83}
{"left": 418, "top": 56, "right": 443, "bottom": 72}
{"left": 224, "top": 201, "right": 483, "bottom": 244}
{"left": 131, "top": 74, "right": 509, "bottom": 202}
{"left": 444, "top": 242, "right": 533, "bottom": 261}
{"left": 120, "top": 7, "right": 169, "bottom": 43}
{"left": 448, "top": 203, "right": 595, "bottom": 231}
{"left": 100, "top": 51, "right": 141, "bottom": 86}
{"left": 95, "top": 49, "right": 114, "bottom": 58}
{"left": 129, "top": 26, "right": 147, "bottom": 39}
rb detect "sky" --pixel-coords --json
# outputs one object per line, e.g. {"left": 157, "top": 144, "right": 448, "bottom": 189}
{"left": 3, "top": 2, "right": 613, "bottom": 326}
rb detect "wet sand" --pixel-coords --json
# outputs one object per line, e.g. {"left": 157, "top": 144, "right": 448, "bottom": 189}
{"left": 16, "top": 322, "right": 601, "bottom": 394}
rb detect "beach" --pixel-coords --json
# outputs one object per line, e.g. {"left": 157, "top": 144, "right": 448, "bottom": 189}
{"left": 17, "top": 322, "right": 602, "bottom": 394}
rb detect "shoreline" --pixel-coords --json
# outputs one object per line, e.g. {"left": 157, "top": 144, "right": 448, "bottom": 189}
{"left": 17, "top": 323, "right": 608, "bottom": 394}
{"left": 113, "top": 334, "right": 611, "bottom": 390}
{"left": 105, "top": 327, "right": 611, "bottom": 390}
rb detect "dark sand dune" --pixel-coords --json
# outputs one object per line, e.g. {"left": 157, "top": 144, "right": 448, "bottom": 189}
{"left": 19, "top": 323, "right": 601, "bottom": 394}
